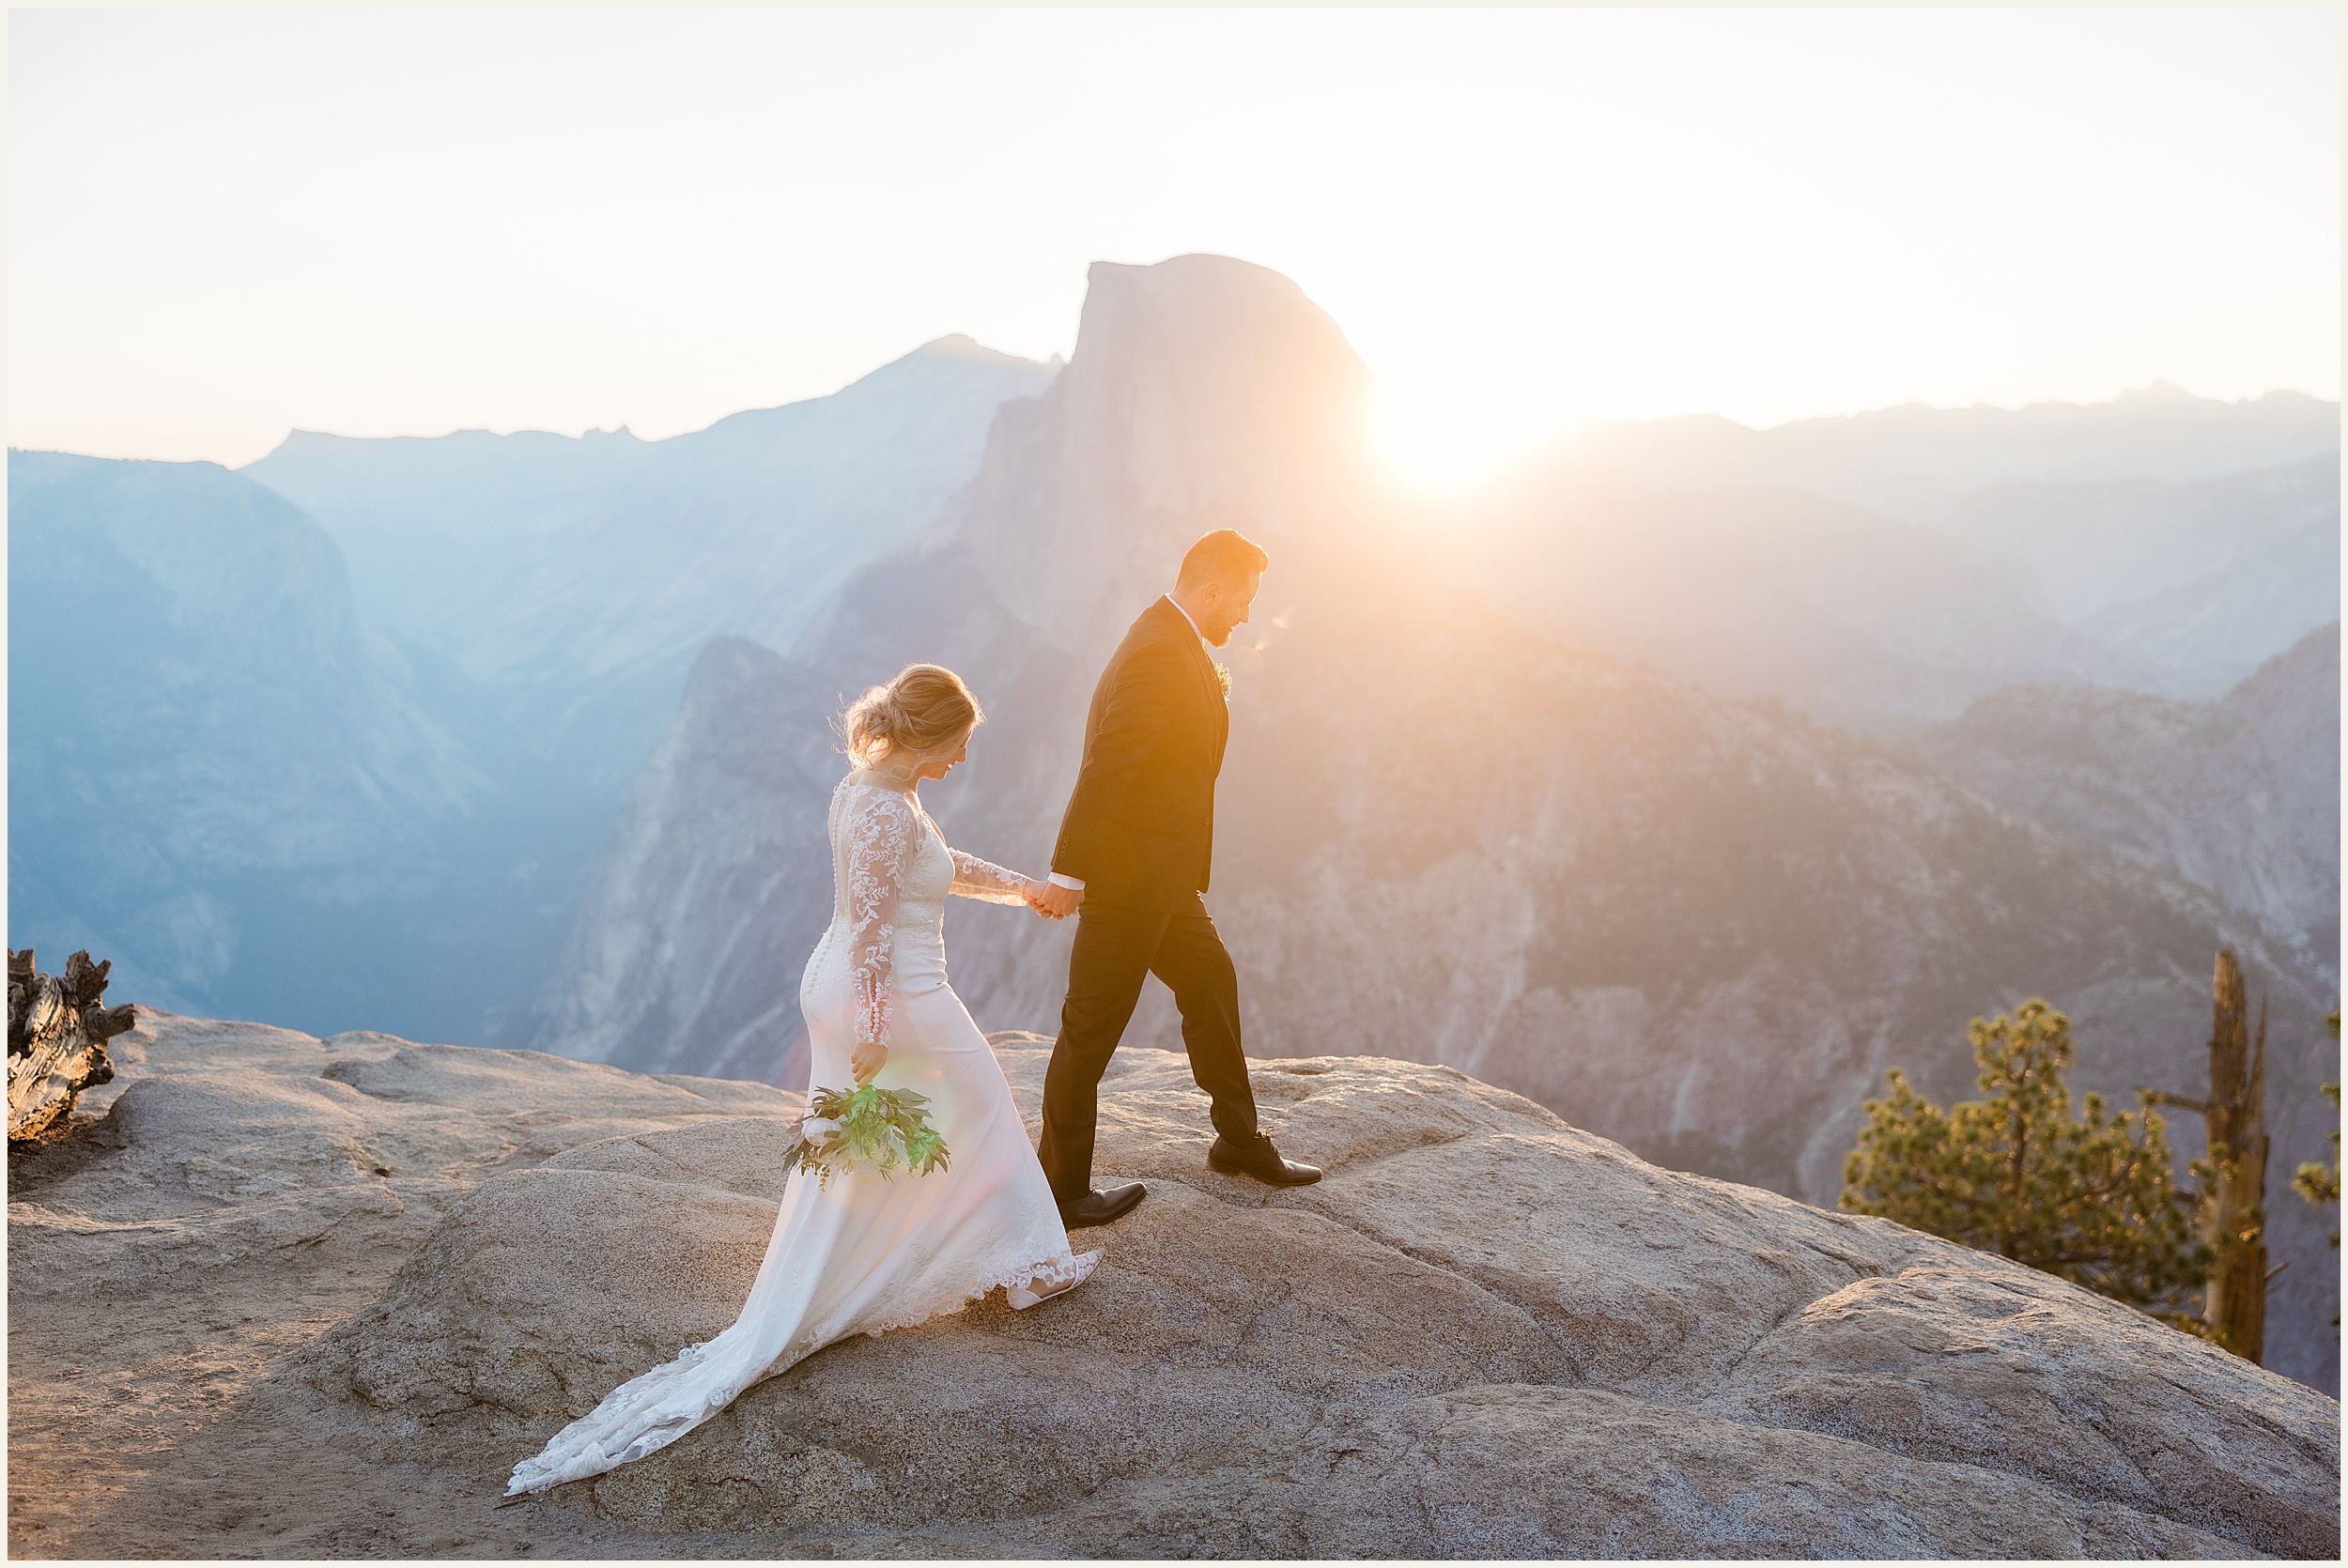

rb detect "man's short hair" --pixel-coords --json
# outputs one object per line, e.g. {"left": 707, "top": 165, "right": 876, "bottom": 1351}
{"left": 1176, "top": 529, "right": 1270, "bottom": 590}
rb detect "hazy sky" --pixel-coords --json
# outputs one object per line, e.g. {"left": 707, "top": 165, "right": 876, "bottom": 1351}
{"left": 8, "top": 6, "right": 2340, "bottom": 480}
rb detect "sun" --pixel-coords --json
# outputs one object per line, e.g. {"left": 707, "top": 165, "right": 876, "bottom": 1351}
{"left": 1371, "top": 382, "right": 1549, "bottom": 496}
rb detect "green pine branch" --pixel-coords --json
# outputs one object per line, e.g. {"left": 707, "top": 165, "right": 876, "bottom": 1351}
{"left": 2289, "top": 1008, "right": 2340, "bottom": 1255}
{"left": 1842, "top": 1000, "right": 2209, "bottom": 1317}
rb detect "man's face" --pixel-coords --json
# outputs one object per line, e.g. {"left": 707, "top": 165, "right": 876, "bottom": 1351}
{"left": 1198, "top": 570, "right": 1263, "bottom": 648}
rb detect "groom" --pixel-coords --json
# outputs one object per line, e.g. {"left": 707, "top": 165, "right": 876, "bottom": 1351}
{"left": 1027, "top": 529, "right": 1321, "bottom": 1229}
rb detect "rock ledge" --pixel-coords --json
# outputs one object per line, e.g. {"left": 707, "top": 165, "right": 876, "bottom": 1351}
{"left": 8, "top": 1014, "right": 2338, "bottom": 1559}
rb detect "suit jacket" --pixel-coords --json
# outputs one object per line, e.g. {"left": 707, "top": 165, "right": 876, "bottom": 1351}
{"left": 1050, "top": 596, "right": 1230, "bottom": 912}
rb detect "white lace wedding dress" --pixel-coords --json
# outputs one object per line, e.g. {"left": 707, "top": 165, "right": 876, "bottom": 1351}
{"left": 506, "top": 775, "right": 1089, "bottom": 1496}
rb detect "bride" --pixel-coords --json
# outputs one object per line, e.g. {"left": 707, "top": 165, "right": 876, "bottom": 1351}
{"left": 507, "top": 664, "right": 1096, "bottom": 1496}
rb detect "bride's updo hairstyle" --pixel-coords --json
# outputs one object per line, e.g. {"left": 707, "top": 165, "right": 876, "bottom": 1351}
{"left": 840, "top": 663, "right": 984, "bottom": 769}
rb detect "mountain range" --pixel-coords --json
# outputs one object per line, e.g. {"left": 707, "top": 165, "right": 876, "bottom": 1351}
{"left": 1544, "top": 379, "right": 2339, "bottom": 523}
{"left": 10, "top": 341, "right": 1054, "bottom": 1045}
{"left": 1914, "top": 623, "right": 2340, "bottom": 984}
{"left": 1470, "top": 448, "right": 2337, "bottom": 736}
{"left": 245, "top": 335, "right": 1057, "bottom": 701}
{"left": 530, "top": 256, "right": 2340, "bottom": 1391}
{"left": 8, "top": 453, "right": 474, "bottom": 1021}
{"left": 8, "top": 255, "right": 2338, "bottom": 1390}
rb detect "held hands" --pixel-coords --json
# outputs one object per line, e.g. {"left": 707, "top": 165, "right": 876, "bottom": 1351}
{"left": 851, "top": 1038, "right": 888, "bottom": 1086}
{"left": 1024, "top": 879, "right": 1084, "bottom": 920}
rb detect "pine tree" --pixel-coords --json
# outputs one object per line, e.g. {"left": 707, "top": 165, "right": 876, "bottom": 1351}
{"left": 1842, "top": 999, "right": 2208, "bottom": 1317}
{"left": 2289, "top": 1009, "right": 2340, "bottom": 1250}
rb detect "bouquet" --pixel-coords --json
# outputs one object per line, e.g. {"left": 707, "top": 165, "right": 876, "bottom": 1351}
{"left": 783, "top": 1082, "right": 950, "bottom": 1189}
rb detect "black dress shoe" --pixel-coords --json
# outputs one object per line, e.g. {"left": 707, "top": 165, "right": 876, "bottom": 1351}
{"left": 1058, "top": 1182, "right": 1146, "bottom": 1229}
{"left": 1207, "top": 1131, "right": 1322, "bottom": 1186}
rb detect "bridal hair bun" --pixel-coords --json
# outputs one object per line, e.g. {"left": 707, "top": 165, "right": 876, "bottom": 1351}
{"left": 840, "top": 664, "right": 983, "bottom": 767}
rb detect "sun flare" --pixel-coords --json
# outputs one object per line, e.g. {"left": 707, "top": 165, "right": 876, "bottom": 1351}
{"left": 1373, "top": 385, "right": 1556, "bottom": 496}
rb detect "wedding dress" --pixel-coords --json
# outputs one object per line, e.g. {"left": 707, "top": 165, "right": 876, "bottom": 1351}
{"left": 507, "top": 775, "right": 1089, "bottom": 1496}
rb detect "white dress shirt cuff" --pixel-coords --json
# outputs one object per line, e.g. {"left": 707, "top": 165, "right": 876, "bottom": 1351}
{"left": 1047, "top": 872, "right": 1086, "bottom": 891}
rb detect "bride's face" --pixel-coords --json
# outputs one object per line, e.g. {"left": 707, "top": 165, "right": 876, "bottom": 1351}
{"left": 905, "top": 727, "right": 973, "bottom": 783}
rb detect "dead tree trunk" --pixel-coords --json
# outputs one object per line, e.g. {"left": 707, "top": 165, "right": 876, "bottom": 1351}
{"left": 2201, "top": 948, "right": 2270, "bottom": 1362}
{"left": 2141, "top": 950, "right": 2275, "bottom": 1360}
{"left": 8, "top": 947, "right": 135, "bottom": 1144}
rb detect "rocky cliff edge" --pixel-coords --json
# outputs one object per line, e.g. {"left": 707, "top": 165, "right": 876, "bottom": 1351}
{"left": 7, "top": 1011, "right": 2337, "bottom": 1558}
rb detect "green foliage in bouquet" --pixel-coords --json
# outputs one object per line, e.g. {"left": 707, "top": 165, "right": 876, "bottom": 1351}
{"left": 784, "top": 1082, "right": 950, "bottom": 1189}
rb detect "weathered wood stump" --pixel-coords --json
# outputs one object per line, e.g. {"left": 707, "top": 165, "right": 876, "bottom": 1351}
{"left": 2146, "top": 947, "right": 2274, "bottom": 1362}
{"left": 8, "top": 947, "right": 135, "bottom": 1143}
{"left": 2199, "top": 949, "right": 2271, "bottom": 1363}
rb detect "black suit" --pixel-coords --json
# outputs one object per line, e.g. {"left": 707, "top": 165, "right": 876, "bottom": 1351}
{"left": 1038, "top": 596, "right": 1258, "bottom": 1201}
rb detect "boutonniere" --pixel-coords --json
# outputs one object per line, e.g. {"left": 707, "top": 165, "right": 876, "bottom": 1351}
{"left": 1213, "top": 661, "right": 1232, "bottom": 701}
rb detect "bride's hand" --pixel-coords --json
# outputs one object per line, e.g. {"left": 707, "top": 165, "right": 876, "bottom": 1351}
{"left": 1028, "top": 881, "right": 1082, "bottom": 919}
{"left": 852, "top": 1039, "right": 888, "bottom": 1085}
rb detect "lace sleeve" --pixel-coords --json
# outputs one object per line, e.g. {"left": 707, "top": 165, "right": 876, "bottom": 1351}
{"left": 950, "top": 847, "right": 1033, "bottom": 905}
{"left": 844, "top": 790, "right": 918, "bottom": 1048}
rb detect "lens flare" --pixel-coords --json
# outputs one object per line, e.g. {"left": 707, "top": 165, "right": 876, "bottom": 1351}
{"left": 1373, "top": 384, "right": 1552, "bottom": 495}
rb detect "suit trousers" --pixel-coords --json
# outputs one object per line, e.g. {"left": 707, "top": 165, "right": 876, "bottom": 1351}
{"left": 1037, "top": 893, "right": 1259, "bottom": 1203}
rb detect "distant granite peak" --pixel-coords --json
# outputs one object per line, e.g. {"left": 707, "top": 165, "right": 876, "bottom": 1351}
{"left": 946, "top": 251, "right": 1385, "bottom": 648}
{"left": 904, "top": 331, "right": 1048, "bottom": 370}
